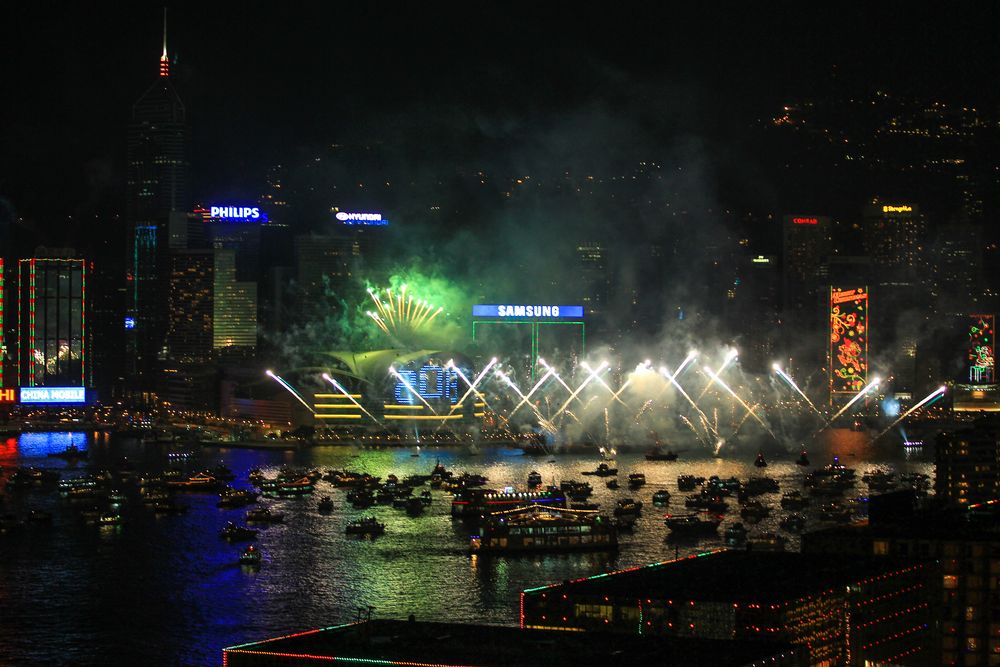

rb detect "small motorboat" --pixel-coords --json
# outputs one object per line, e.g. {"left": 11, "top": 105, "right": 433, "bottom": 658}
{"left": 753, "top": 452, "right": 767, "bottom": 468}
{"left": 645, "top": 447, "right": 678, "bottom": 461}
{"left": 677, "top": 475, "right": 704, "bottom": 491}
{"left": 99, "top": 512, "right": 122, "bottom": 526}
{"left": 795, "top": 449, "right": 810, "bottom": 466}
{"left": 652, "top": 489, "right": 671, "bottom": 505}
{"left": 220, "top": 522, "right": 258, "bottom": 542}
{"left": 614, "top": 498, "right": 643, "bottom": 517}
{"left": 345, "top": 516, "right": 385, "bottom": 537}
{"left": 317, "top": 496, "right": 334, "bottom": 513}
{"left": 245, "top": 507, "right": 284, "bottom": 524}
{"left": 606, "top": 479, "right": 619, "bottom": 490}
{"left": 779, "top": 513, "right": 807, "bottom": 532}
{"left": 582, "top": 463, "right": 618, "bottom": 477}
{"left": 664, "top": 513, "right": 722, "bottom": 535}
{"left": 724, "top": 522, "right": 748, "bottom": 547}
{"left": 739, "top": 500, "right": 770, "bottom": 521}
{"left": 404, "top": 497, "right": 425, "bottom": 516}
{"left": 48, "top": 444, "right": 88, "bottom": 461}
{"left": 627, "top": 473, "right": 646, "bottom": 489}
{"left": 239, "top": 544, "right": 262, "bottom": 566}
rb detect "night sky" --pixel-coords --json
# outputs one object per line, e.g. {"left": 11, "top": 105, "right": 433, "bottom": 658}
{"left": 3, "top": 4, "right": 1000, "bottom": 227}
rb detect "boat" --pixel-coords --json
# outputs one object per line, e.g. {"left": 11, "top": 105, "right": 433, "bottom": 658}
{"left": 753, "top": 452, "right": 767, "bottom": 468}
{"left": 652, "top": 489, "right": 671, "bottom": 505}
{"left": 419, "top": 490, "right": 432, "bottom": 505}
{"left": 677, "top": 475, "right": 704, "bottom": 492}
{"left": 450, "top": 487, "right": 566, "bottom": 519}
{"left": 239, "top": 544, "right": 262, "bottom": 566}
{"left": 245, "top": 507, "right": 284, "bottom": 524}
{"left": 817, "top": 502, "right": 853, "bottom": 523}
{"left": 99, "top": 512, "right": 122, "bottom": 526}
{"left": 606, "top": 479, "right": 619, "bottom": 490}
{"left": 526, "top": 471, "right": 543, "bottom": 487}
{"left": 345, "top": 516, "right": 385, "bottom": 537}
{"left": 706, "top": 476, "right": 740, "bottom": 496}
{"left": 645, "top": 446, "right": 678, "bottom": 461}
{"left": 27, "top": 509, "right": 53, "bottom": 523}
{"left": 724, "top": 522, "right": 748, "bottom": 547}
{"left": 48, "top": 444, "right": 88, "bottom": 460}
{"left": 217, "top": 487, "right": 258, "bottom": 508}
{"left": 317, "top": 496, "right": 334, "bottom": 513}
{"left": 664, "top": 513, "right": 722, "bottom": 535}
{"left": 266, "top": 476, "right": 315, "bottom": 497}
{"left": 795, "top": 449, "right": 810, "bottom": 466}
{"left": 739, "top": 500, "right": 770, "bottom": 521}
{"left": 780, "top": 491, "right": 810, "bottom": 510}
{"left": 684, "top": 492, "right": 728, "bottom": 513}
{"left": 348, "top": 489, "right": 374, "bottom": 509}
{"left": 404, "top": 497, "right": 425, "bottom": 516}
{"left": 779, "top": 513, "right": 807, "bottom": 532}
{"left": 209, "top": 465, "right": 236, "bottom": 482}
{"left": 571, "top": 502, "right": 600, "bottom": 511}
{"left": 613, "top": 498, "right": 643, "bottom": 517}
{"left": 627, "top": 473, "right": 646, "bottom": 489}
{"left": 746, "top": 532, "right": 787, "bottom": 552}
{"left": 220, "top": 522, "right": 258, "bottom": 542}
{"left": 166, "top": 473, "right": 222, "bottom": 492}
{"left": 469, "top": 505, "right": 618, "bottom": 554}
{"left": 741, "top": 477, "right": 779, "bottom": 495}
{"left": 582, "top": 463, "right": 618, "bottom": 477}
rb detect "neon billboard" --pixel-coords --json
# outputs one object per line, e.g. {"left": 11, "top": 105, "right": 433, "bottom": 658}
{"left": 968, "top": 315, "right": 994, "bottom": 384}
{"left": 830, "top": 287, "right": 868, "bottom": 396}
{"left": 335, "top": 212, "right": 388, "bottom": 226}
{"left": 20, "top": 387, "right": 86, "bottom": 404}
{"left": 472, "top": 305, "right": 584, "bottom": 319}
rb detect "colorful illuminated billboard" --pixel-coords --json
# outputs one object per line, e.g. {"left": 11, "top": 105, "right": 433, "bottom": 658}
{"left": 829, "top": 287, "right": 868, "bottom": 396}
{"left": 967, "top": 315, "right": 995, "bottom": 384}
{"left": 334, "top": 211, "right": 388, "bottom": 226}
{"left": 472, "top": 304, "right": 584, "bottom": 319}
{"left": 19, "top": 386, "right": 86, "bottom": 404}
{"left": 393, "top": 365, "right": 461, "bottom": 405}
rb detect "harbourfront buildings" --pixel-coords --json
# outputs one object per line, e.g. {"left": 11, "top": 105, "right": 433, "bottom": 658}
{"left": 520, "top": 550, "right": 934, "bottom": 666}
{"left": 934, "top": 419, "right": 1000, "bottom": 505}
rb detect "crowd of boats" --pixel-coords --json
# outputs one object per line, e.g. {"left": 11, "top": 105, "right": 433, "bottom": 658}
{"left": 1, "top": 446, "right": 933, "bottom": 564}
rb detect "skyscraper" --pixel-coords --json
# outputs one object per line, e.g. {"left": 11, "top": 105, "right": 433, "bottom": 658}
{"left": 17, "top": 257, "right": 87, "bottom": 388}
{"left": 125, "top": 12, "right": 189, "bottom": 398}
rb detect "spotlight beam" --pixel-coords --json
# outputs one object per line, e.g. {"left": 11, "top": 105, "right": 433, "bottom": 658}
{"left": 266, "top": 370, "right": 315, "bottom": 414}
{"left": 875, "top": 386, "right": 946, "bottom": 442}
{"left": 390, "top": 367, "right": 438, "bottom": 415}
{"left": 322, "top": 373, "right": 382, "bottom": 425}
{"left": 702, "top": 365, "right": 771, "bottom": 435}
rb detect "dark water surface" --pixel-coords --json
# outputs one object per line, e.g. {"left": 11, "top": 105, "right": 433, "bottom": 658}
{"left": 0, "top": 431, "right": 933, "bottom": 665}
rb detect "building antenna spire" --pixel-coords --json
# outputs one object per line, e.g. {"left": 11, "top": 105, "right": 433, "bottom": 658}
{"left": 159, "top": 7, "right": 170, "bottom": 77}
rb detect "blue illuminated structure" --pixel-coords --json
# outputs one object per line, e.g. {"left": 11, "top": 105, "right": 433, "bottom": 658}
{"left": 20, "top": 387, "right": 86, "bottom": 404}
{"left": 124, "top": 317, "right": 136, "bottom": 330}
{"left": 393, "top": 365, "right": 461, "bottom": 405}
{"left": 472, "top": 304, "right": 583, "bottom": 319}
{"left": 335, "top": 211, "right": 388, "bottom": 226}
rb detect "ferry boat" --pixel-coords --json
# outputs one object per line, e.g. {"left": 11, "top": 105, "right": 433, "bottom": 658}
{"left": 450, "top": 487, "right": 566, "bottom": 519}
{"left": 469, "top": 506, "right": 618, "bottom": 554}
{"left": 270, "top": 476, "right": 315, "bottom": 497}
{"left": 645, "top": 446, "right": 678, "bottom": 461}
{"left": 664, "top": 513, "right": 722, "bottom": 535}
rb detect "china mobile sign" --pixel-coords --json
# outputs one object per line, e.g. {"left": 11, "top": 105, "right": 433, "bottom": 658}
{"left": 19, "top": 387, "right": 86, "bottom": 404}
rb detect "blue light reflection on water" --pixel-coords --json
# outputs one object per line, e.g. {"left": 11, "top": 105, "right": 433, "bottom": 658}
{"left": 16, "top": 431, "right": 89, "bottom": 457}
{"left": 0, "top": 431, "right": 934, "bottom": 664}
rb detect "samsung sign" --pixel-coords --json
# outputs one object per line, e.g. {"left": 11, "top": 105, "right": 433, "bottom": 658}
{"left": 20, "top": 387, "right": 86, "bottom": 404}
{"left": 335, "top": 211, "right": 388, "bottom": 226}
{"left": 209, "top": 206, "right": 262, "bottom": 221}
{"left": 472, "top": 304, "right": 584, "bottom": 319}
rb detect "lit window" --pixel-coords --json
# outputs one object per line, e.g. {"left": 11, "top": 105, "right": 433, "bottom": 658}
{"left": 944, "top": 575, "right": 959, "bottom": 589}
{"left": 873, "top": 540, "right": 889, "bottom": 555}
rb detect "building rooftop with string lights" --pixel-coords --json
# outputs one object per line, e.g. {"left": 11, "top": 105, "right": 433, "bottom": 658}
{"left": 520, "top": 550, "right": 933, "bottom": 666}
{"left": 221, "top": 619, "right": 803, "bottom": 666}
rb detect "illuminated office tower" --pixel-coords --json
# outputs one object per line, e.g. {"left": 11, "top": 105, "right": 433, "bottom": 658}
{"left": 17, "top": 258, "right": 87, "bottom": 388}
{"left": 125, "top": 14, "right": 189, "bottom": 395}
{"left": 213, "top": 249, "right": 257, "bottom": 353}
{"left": 294, "top": 234, "right": 354, "bottom": 298}
{"left": 0, "top": 258, "right": 6, "bottom": 387}
{"left": 782, "top": 215, "right": 831, "bottom": 313}
{"left": 165, "top": 250, "right": 214, "bottom": 363}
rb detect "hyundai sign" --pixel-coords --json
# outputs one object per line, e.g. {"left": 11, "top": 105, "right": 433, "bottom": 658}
{"left": 472, "top": 304, "right": 584, "bottom": 319}
{"left": 335, "top": 211, "right": 388, "bottom": 226}
{"left": 20, "top": 387, "right": 86, "bottom": 404}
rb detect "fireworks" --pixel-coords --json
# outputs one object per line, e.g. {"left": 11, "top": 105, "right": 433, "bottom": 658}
{"left": 875, "top": 386, "right": 946, "bottom": 442}
{"left": 366, "top": 285, "right": 444, "bottom": 338}
{"left": 265, "top": 370, "right": 315, "bottom": 414}
{"left": 773, "top": 363, "right": 824, "bottom": 419}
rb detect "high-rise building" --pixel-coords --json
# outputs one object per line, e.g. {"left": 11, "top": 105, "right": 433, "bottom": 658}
{"left": 781, "top": 214, "right": 830, "bottom": 314}
{"left": 165, "top": 250, "right": 214, "bottom": 364}
{"left": 294, "top": 234, "right": 354, "bottom": 298}
{"left": 16, "top": 257, "right": 87, "bottom": 388}
{"left": 213, "top": 249, "right": 256, "bottom": 353}
{"left": 934, "top": 419, "right": 1000, "bottom": 505}
{"left": 125, "top": 15, "right": 189, "bottom": 397}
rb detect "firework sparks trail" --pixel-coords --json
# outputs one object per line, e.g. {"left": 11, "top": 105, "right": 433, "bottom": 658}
{"left": 509, "top": 368, "right": 556, "bottom": 417}
{"left": 433, "top": 358, "right": 498, "bottom": 432}
{"left": 266, "top": 370, "right": 315, "bottom": 414}
{"left": 679, "top": 415, "right": 710, "bottom": 447}
{"left": 496, "top": 370, "right": 550, "bottom": 428}
{"left": 538, "top": 358, "right": 576, "bottom": 396}
{"left": 586, "top": 364, "right": 632, "bottom": 410}
{"left": 702, "top": 366, "right": 773, "bottom": 436}
{"left": 694, "top": 349, "right": 738, "bottom": 405}
{"left": 390, "top": 367, "right": 438, "bottom": 415}
{"left": 731, "top": 404, "right": 758, "bottom": 435}
{"left": 713, "top": 407, "right": 719, "bottom": 435}
{"left": 321, "top": 373, "right": 382, "bottom": 425}
{"left": 658, "top": 365, "right": 715, "bottom": 435}
{"left": 818, "top": 377, "right": 882, "bottom": 435}
{"left": 562, "top": 410, "right": 582, "bottom": 424}
{"left": 634, "top": 399, "right": 654, "bottom": 421}
{"left": 773, "top": 364, "right": 825, "bottom": 420}
{"left": 875, "top": 386, "right": 946, "bottom": 442}
{"left": 551, "top": 361, "right": 609, "bottom": 422}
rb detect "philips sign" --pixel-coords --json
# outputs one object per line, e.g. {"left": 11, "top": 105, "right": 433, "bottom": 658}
{"left": 20, "top": 387, "right": 86, "bottom": 404}
{"left": 209, "top": 206, "right": 262, "bottom": 221}
{"left": 472, "top": 304, "right": 584, "bottom": 319}
{"left": 335, "top": 211, "right": 388, "bottom": 226}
